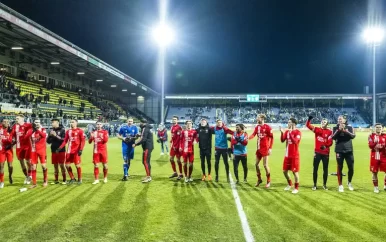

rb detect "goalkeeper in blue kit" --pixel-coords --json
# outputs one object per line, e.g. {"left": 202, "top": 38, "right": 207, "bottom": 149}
{"left": 118, "top": 118, "right": 139, "bottom": 181}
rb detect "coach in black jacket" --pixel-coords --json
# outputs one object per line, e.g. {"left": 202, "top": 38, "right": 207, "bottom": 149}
{"left": 332, "top": 115, "right": 355, "bottom": 192}
{"left": 134, "top": 119, "right": 154, "bottom": 183}
{"left": 47, "top": 118, "right": 66, "bottom": 184}
{"left": 196, "top": 118, "right": 213, "bottom": 181}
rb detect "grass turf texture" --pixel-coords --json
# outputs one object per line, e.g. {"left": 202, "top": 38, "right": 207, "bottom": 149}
{"left": 0, "top": 130, "right": 385, "bottom": 242}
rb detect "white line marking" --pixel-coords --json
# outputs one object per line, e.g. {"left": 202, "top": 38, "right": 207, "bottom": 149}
{"left": 229, "top": 174, "right": 255, "bottom": 242}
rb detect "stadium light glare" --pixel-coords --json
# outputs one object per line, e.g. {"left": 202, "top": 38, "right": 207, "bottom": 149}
{"left": 363, "top": 26, "right": 384, "bottom": 126}
{"left": 38, "top": 79, "right": 45, "bottom": 82}
{"left": 96, "top": 79, "right": 103, "bottom": 82}
{"left": 363, "top": 27, "right": 384, "bottom": 44}
{"left": 152, "top": 23, "right": 175, "bottom": 47}
{"left": 77, "top": 72, "right": 85, "bottom": 75}
{"left": 50, "top": 62, "right": 60, "bottom": 65}
{"left": 11, "top": 47, "right": 23, "bottom": 50}
{"left": 111, "top": 85, "right": 117, "bottom": 87}
{"left": 122, "top": 89, "right": 127, "bottom": 92}
{"left": 131, "top": 93, "right": 136, "bottom": 95}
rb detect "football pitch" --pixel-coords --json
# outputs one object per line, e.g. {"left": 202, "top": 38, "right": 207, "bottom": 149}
{"left": 0, "top": 130, "right": 385, "bottom": 242}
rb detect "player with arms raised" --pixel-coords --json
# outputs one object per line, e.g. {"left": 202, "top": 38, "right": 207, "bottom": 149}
{"left": 58, "top": 119, "right": 85, "bottom": 185}
{"left": 306, "top": 116, "right": 333, "bottom": 190}
{"left": 10, "top": 114, "right": 32, "bottom": 184}
{"left": 249, "top": 114, "right": 273, "bottom": 188}
{"left": 280, "top": 118, "right": 302, "bottom": 194}
{"left": 25, "top": 119, "right": 47, "bottom": 188}
{"left": 368, "top": 123, "right": 386, "bottom": 193}
{"left": 169, "top": 116, "right": 183, "bottom": 180}
{"left": 179, "top": 120, "right": 198, "bottom": 183}
{"left": 89, "top": 121, "right": 109, "bottom": 184}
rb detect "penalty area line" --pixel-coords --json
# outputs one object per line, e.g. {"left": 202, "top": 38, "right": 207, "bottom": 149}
{"left": 229, "top": 174, "right": 255, "bottom": 242}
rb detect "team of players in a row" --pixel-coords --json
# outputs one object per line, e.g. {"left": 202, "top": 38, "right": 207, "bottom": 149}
{"left": 0, "top": 114, "right": 385, "bottom": 193}
{"left": 160, "top": 114, "right": 385, "bottom": 193}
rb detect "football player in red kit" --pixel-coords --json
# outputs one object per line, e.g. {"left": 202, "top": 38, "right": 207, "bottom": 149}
{"left": 25, "top": 119, "right": 47, "bottom": 188}
{"left": 89, "top": 121, "right": 109, "bottom": 184}
{"left": 10, "top": 114, "right": 32, "bottom": 184}
{"left": 0, "top": 119, "right": 13, "bottom": 188}
{"left": 0, "top": 118, "right": 13, "bottom": 188}
{"left": 368, "top": 123, "right": 386, "bottom": 193}
{"left": 280, "top": 118, "right": 302, "bottom": 194}
{"left": 179, "top": 120, "right": 198, "bottom": 183}
{"left": 169, "top": 115, "right": 184, "bottom": 180}
{"left": 58, "top": 119, "right": 85, "bottom": 185}
{"left": 306, "top": 116, "right": 333, "bottom": 190}
{"left": 249, "top": 114, "right": 274, "bottom": 188}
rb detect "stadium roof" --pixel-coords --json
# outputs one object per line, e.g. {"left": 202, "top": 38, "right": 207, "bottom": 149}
{"left": 165, "top": 93, "right": 372, "bottom": 100}
{"left": 0, "top": 3, "right": 159, "bottom": 96}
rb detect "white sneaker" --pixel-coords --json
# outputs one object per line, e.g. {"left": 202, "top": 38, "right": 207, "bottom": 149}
{"left": 26, "top": 176, "right": 32, "bottom": 185}
{"left": 104, "top": 178, "right": 108, "bottom": 183}
{"left": 265, "top": 182, "right": 270, "bottom": 188}
{"left": 338, "top": 185, "right": 344, "bottom": 192}
{"left": 23, "top": 177, "right": 28, "bottom": 185}
{"left": 160, "top": 152, "right": 164, "bottom": 156}
{"left": 142, "top": 176, "right": 152, "bottom": 183}
{"left": 292, "top": 189, "right": 299, "bottom": 194}
{"left": 185, "top": 177, "right": 189, "bottom": 183}
{"left": 384, "top": 185, "right": 386, "bottom": 191}
{"left": 348, "top": 183, "right": 354, "bottom": 191}
{"left": 374, "top": 187, "right": 380, "bottom": 194}
{"left": 312, "top": 186, "right": 317, "bottom": 191}
{"left": 189, "top": 177, "right": 194, "bottom": 182}
{"left": 92, "top": 180, "right": 100, "bottom": 185}
{"left": 284, "top": 185, "right": 291, "bottom": 191}
{"left": 0, "top": 182, "right": 4, "bottom": 188}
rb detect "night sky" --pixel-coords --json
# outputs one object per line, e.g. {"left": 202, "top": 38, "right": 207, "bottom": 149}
{"left": 1, "top": 0, "right": 386, "bottom": 94}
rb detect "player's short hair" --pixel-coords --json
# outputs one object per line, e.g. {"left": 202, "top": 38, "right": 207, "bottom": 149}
{"left": 96, "top": 121, "right": 102, "bottom": 125}
{"left": 172, "top": 115, "right": 179, "bottom": 120}
{"left": 16, "top": 114, "right": 24, "bottom": 118}
{"left": 258, "top": 114, "right": 266, "bottom": 120}
{"left": 236, "top": 123, "right": 245, "bottom": 130}
{"left": 321, "top": 118, "right": 329, "bottom": 125}
{"left": 141, "top": 119, "right": 148, "bottom": 123}
{"left": 71, "top": 119, "right": 78, "bottom": 122}
{"left": 375, "top": 123, "right": 383, "bottom": 127}
{"left": 127, "top": 117, "right": 133, "bottom": 121}
{"left": 185, "top": 120, "right": 192, "bottom": 124}
{"left": 289, "top": 118, "right": 297, "bottom": 125}
{"left": 216, "top": 119, "right": 222, "bottom": 122}
{"left": 33, "top": 119, "right": 41, "bottom": 123}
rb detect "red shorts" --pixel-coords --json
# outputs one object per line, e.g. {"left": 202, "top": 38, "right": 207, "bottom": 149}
{"left": 52, "top": 152, "right": 66, "bottom": 164}
{"left": 370, "top": 157, "right": 386, "bottom": 172}
{"left": 16, "top": 148, "right": 30, "bottom": 161}
{"left": 93, "top": 152, "right": 108, "bottom": 164}
{"left": 30, "top": 152, "right": 46, "bottom": 165}
{"left": 183, "top": 152, "right": 194, "bottom": 163}
{"left": 283, "top": 157, "right": 300, "bottom": 172}
{"left": 66, "top": 153, "right": 81, "bottom": 165}
{"left": 0, "top": 150, "right": 13, "bottom": 163}
{"left": 256, "top": 149, "right": 270, "bottom": 160}
{"left": 170, "top": 147, "right": 181, "bottom": 159}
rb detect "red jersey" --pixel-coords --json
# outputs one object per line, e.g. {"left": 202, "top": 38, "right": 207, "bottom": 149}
{"left": 171, "top": 124, "right": 182, "bottom": 149}
{"left": 0, "top": 127, "right": 12, "bottom": 152}
{"left": 158, "top": 129, "right": 167, "bottom": 141}
{"left": 59, "top": 128, "right": 85, "bottom": 154}
{"left": 306, "top": 120, "right": 333, "bottom": 155}
{"left": 11, "top": 123, "right": 32, "bottom": 149}
{"left": 368, "top": 133, "right": 386, "bottom": 160}
{"left": 88, "top": 130, "right": 109, "bottom": 153}
{"left": 25, "top": 128, "right": 47, "bottom": 153}
{"left": 281, "top": 129, "right": 301, "bottom": 158}
{"left": 250, "top": 124, "right": 273, "bottom": 151}
{"left": 180, "top": 129, "right": 198, "bottom": 153}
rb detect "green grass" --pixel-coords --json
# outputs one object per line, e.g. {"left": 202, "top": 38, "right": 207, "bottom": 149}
{"left": 0, "top": 130, "right": 385, "bottom": 242}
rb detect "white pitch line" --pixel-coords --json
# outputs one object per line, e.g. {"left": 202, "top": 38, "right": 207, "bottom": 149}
{"left": 228, "top": 174, "right": 255, "bottom": 242}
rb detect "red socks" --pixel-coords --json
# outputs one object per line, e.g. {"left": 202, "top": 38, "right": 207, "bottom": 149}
{"left": 94, "top": 167, "right": 99, "bottom": 180}
{"left": 170, "top": 161, "right": 176, "bottom": 173}
{"left": 32, "top": 170, "right": 37, "bottom": 185}
{"left": 77, "top": 167, "right": 82, "bottom": 181}
{"left": 67, "top": 166, "right": 75, "bottom": 180}
{"left": 178, "top": 161, "right": 183, "bottom": 174}
{"left": 373, "top": 179, "right": 379, "bottom": 187}
{"left": 295, "top": 182, "right": 299, "bottom": 190}
{"left": 287, "top": 179, "right": 293, "bottom": 186}
{"left": 0, "top": 173, "right": 3, "bottom": 182}
{"left": 267, "top": 173, "right": 271, "bottom": 183}
{"left": 103, "top": 169, "right": 108, "bottom": 179}
{"left": 43, "top": 168, "right": 48, "bottom": 183}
